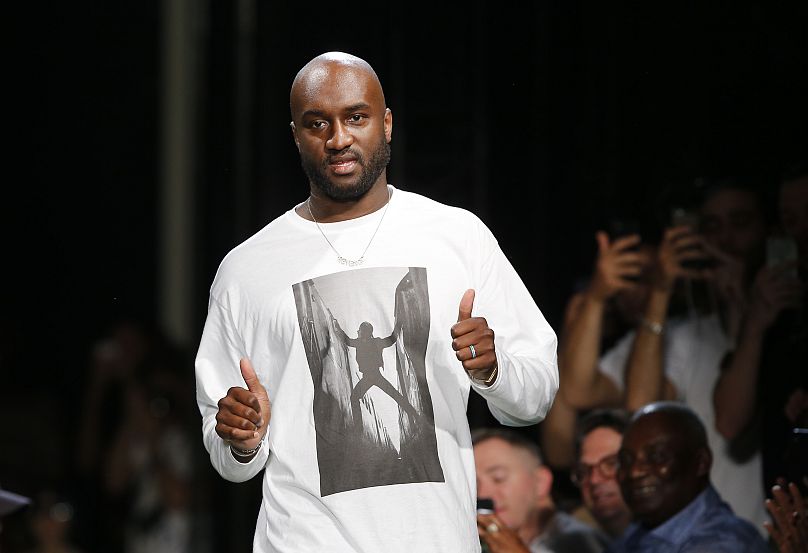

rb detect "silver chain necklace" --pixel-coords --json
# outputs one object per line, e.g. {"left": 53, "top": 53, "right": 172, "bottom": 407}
{"left": 306, "top": 187, "right": 392, "bottom": 267}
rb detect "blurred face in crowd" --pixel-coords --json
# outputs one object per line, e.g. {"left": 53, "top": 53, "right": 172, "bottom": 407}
{"left": 474, "top": 437, "right": 551, "bottom": 539}
{"left": 699, "top": 188, "right": 765, "bottom": 263}
{"left": 576, "top": 427, "right": 630, "bottom": 535}
{"left": 780, "top": 176, "right": 808, "bottom": 264}
{"left": 617, "top": 411, "right": 710, "bottom": 529}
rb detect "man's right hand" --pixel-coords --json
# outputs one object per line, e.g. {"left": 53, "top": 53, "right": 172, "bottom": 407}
{"left": 215, "top": 358, "right": 271, "bottom": 452}
{"left": 588, "top": 231, "right": 644, "bottom": 301}
{"left": 653, "top": 225, "right": 711, "bottom": 291}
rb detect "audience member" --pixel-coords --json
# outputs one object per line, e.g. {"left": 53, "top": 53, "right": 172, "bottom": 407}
{"left": 713, "top": 166, "right": 807, "bottom": 494}
{"left": 612, "top": 402, "right": 768, "bottom": 553}
{"left": 540, "top": 229, "right": 655, "bottom": 469}
{"left": 74, "top": 320, "right": 199, "bottom": 553}
{"left": 619, "top": 179, "right": 769, "bottom": 527}
{"left": 572, "top": 410, "right": 632, "bottom": 540}
{"left": 473, "top": 428, "right": 607, "bottom": 553}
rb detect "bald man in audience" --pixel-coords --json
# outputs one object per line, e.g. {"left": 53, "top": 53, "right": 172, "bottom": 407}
{"left": 611, "top": 402, "right": 768, "bottom": 553}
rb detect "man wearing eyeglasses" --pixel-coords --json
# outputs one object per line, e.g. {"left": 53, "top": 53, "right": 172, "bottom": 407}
{"left": 572, "top": 410, "right": 632, "bottom": 541}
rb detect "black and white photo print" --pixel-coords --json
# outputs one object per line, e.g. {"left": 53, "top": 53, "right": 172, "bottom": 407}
{"left": 292, "top": 267, "right": 444, "bottom": 496}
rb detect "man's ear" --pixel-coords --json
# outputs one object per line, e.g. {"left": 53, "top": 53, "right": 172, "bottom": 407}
{"left": 696, "top": 446, "right": 712, "bottom": 477}
{"left": 534, "top": 465, "right": 554, "bottom": 498}
{"left": 384, "top": 108, "right": 392, "bottom": 143}
{"left": 290, "top": 121, "right": 300, "bottom": 151}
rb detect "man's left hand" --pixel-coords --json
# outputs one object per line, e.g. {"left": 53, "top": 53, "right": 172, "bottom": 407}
{"left": 452, "top": 289, "right": 498, "bottom": 385}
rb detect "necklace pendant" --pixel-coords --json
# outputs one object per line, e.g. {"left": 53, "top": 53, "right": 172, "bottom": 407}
{"left": 338, "top": 256, "right": 363, "bottom": 267}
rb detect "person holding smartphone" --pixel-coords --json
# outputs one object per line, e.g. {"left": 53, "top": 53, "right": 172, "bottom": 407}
{"left": 620, "top": 179, "right": 770, "bottom": 530}
{"left": 713, "top": 166, "right": 807, "bottom": 495}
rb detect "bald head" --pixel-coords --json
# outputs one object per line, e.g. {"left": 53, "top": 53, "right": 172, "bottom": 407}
{"left": 618, "top": 402, "right": 712, "bottom": 528}
{"left": 290, "top": 52, "right": 386, "bottom": 120}
{"left": 288, "top": 52, "right": 393, "bottom": 202}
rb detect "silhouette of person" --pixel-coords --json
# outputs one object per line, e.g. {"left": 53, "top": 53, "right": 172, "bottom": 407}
{"left": 332, "top": 316, "right": 420, "bottom": 430}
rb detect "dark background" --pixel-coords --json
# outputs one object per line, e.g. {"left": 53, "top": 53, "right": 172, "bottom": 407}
{"left": 3, "top": 1, "right": 807, "bottom": 551}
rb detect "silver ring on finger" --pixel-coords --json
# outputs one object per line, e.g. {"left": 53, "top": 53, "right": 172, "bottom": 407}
{"left": 486, "top": 522, "right": 499, "bottom": 533}
{"left": 469, "top": 344, "right": 477, "bottom": 359}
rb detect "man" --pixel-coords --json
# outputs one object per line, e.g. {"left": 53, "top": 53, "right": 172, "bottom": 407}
{"left": 618, "top": 180, "right": 769, "bottom": 529}
{"left": 572, "top": 410, "right": 632, "bottom": 540}
{"left": 612, "top": 402, "right": 768, "bottom": 553}
{"left": 713, "top": 166, "right": 807, "bottom": 493}
{"left": 473, "top": 428, "right": 606, "bottom": 553}
{"left": 195, "top": 52, "right": 558, "bottom": 551}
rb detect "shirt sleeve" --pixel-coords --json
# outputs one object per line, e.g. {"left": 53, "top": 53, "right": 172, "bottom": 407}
{"left": 469, "top": 220, "right": 559, "bottom": 426}
{"left": 195, "top": 294, "right": 270, "bottom": 482}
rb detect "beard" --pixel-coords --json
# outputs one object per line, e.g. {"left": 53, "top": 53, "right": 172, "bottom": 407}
{"left": 301, "top": 137, "right": 391, "bottom": 201}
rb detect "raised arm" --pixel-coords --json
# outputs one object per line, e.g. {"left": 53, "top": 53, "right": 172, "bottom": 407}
{"left": 456, "top": 219, "right": 559, "bottom": 426}
{"left": 560, "top": 231, "right": 642, "bottom": 409}
{"left": 331, "top": 316, "right": 357, "bottom": 346}
{"left": 624, "top": 226, "right": 706, "bottom": 411}
{"left": 714, "top": 263, "right": 802, "bottom": 439}
{"left": 196, "top": 296, "right": 271, "bottom": 482}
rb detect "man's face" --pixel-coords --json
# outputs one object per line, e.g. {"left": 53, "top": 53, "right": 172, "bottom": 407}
{"left": 780, "top": 177, "right": 808, "bottom": 262}
{"left": 474, "top": 438, "right": 548, "bottom": 532}
{"left": 699, "top": 188, "right": 766, "bottom": 262}
{"left": 290, "top": 62, "right": 392, "bottom": 201}
{"left": 617, "top": 413, "right": 706, "bottom": 528}
{"left": 577, "top": 427, "right": 629, "bottom": 527}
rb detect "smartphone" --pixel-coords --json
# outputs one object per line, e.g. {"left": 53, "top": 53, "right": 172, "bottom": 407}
{"left": 670, "top": 207, "right": 712, "bottom": 270}
{"left": 784, "top": 427, "right": 808, "bottom": 494}
{"left": 476, "top": 497, "right": 494, "bottom": 515}
{"left": 767, "top": 236, "right": 799, "bottom": 278}
{"left": 670, "top": 207, "right": 699, "bottom": 229}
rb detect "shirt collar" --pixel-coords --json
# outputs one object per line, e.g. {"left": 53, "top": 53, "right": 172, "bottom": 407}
{"left": 624, "top": 485, "right": 718, "bottom": 547}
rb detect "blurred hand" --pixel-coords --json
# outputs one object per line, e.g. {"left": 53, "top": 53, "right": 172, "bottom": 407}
{"left": 477, "top": 513, "right": 530, "bottom": 553}
{"left": 784, "top": 389, "right": 808, "bottom": 425}
{"left": 589, "top": 231, "right": 644, "bottom": 301}
{"left": 215, "top": 358, "right": 271, "bottom": 451}
{"left": 764, "top": 481, "right": 808, "bottom": 553}
{"left": 746, "top": 263, "right": 803, "bottom": 334}
{"left": 652, "top": 225, "right": 711, "bottom": 291}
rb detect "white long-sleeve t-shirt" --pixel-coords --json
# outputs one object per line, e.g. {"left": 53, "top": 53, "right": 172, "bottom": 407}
{"left": 195, "top": 187, "right": 558, "bottom": 552}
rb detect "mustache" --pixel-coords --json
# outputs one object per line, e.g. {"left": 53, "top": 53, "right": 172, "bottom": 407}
{"left": 324, "top": 148, "right": 364, "bottom": 165}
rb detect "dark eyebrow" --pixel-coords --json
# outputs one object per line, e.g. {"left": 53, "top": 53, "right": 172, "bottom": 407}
{"left": 344, "top": 103, "right": 371, "bottom": 113}
{"left": 301, "top": 109, "right": 327, "bottom": 119}
{"left": 301, "top": 103, "right": 372, "bottom": 120}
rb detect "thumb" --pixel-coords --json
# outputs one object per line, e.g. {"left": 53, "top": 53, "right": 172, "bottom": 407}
{"left": 458, "top": 289, "right": 475, "bottom": 322}
{"left": 240, "top": 358, "right": 265, "bottom": 394}
{"left": 595, "top": 231, "right": 610, "bottom": 254}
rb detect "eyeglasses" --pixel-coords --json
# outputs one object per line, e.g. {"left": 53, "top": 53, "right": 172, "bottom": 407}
{"left": 571, "top": 454, "right": 620, "bottom": 486}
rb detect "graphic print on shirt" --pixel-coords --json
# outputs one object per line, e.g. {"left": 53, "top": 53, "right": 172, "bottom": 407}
{"left": 292, "top": 267, "right": 444, "bottom": 496}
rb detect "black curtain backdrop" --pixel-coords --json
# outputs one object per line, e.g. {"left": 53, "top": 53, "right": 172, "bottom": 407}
{"left": 4, "top": 2, "right": 807, "bottom": 551}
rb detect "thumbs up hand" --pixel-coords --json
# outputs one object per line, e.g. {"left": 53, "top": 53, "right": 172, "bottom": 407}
{"left": 451, "top": 289, "right": 498, "bottom": 385}
{"left": 215, "top": 358, "right": 271, "bottom": 452}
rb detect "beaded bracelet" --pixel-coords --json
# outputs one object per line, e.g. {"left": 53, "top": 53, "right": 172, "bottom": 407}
{"left": 230, "top": 436, "right": 264, "bottom": 459}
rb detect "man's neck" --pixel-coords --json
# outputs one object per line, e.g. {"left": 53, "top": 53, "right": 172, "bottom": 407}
{"left": 519, "top": 506, "right": 555, "bottom": 546}
{"left": 298, "top": 179, "right": 390, "bottom": 223}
